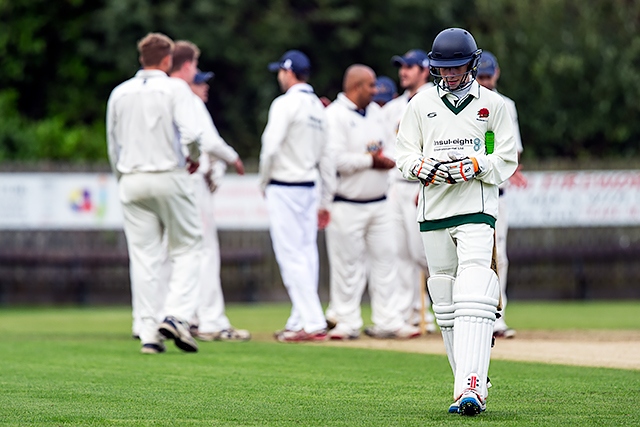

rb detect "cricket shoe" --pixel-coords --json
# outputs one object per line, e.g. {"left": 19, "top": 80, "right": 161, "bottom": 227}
{"left": 458, "top": 391, "right": 486, "bottom": 416}
{"left": 275, "top": 329, "right": 328, "bottom": 343}
{"left": 140, "top": 342, "right": 166, "bottom": 355}
{"left": 158, "top": 316, "right": 199, "bottom": 352}
{"left": 327, "top": 324, "right": 360, "bottom": 340}
{"left": 493, "top": 328, "right": 516, "bottom": 339}
{"left": 448, "top": 400, "right": 460, "bottom": 414}
{"left": 196, "top": 327, "right": 251, "bottom": 342}
{"left": 364, "top": 323, "right": 421, "bottom": 339}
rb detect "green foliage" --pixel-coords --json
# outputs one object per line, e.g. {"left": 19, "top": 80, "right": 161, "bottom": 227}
{"left": 1, "top": 0, "right": 640, "bottom": 161}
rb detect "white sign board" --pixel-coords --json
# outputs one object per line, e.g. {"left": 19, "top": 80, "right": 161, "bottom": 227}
{"left": 507, "top": 170, "right": 640, "bottom": 228}
{"left": 0, "top": 173, "right": 122, "bottom": 229}
{"left": 0, "top": 172, "right": 270, "bottom": 230}
{"left": 1, "top": 171, "right": 640, "bottom": 230}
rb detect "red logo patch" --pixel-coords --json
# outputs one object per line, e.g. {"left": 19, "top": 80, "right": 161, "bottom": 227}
{"left": 478, "top": 108, "right": 489, "bottom": 119}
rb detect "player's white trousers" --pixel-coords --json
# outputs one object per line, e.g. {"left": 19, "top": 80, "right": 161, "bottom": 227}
{"left": 494, "top": 194, "right": 509, "bottom": 330}
{"left": 193, "top": 177, "right": 232, "bottom": 333}
{"left": 421, "top": 223, "right": 497, "bottom": 400}
{"left": 120, "top": 171, "right": 202, "bottom": 345}
{"left": 326, "top": 199, "right": 404, "bottom": 332}
{"left": 265, "top": 184, "right": 326, "bottom": 333}
{"left": 389, "top": 180, "right": 431, "bottom": 324}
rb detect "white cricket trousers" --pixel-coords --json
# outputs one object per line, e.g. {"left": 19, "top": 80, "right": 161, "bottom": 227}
{"left": 494, "top": 194, "right": 509, "bottom": 329}
{"left": 193, "top": 175, "right": 231, "bottom": 333}
{"left": 120, "top": 171, "right": 202, "bottom": 345}
{"left": 326, "top": 199, "right": 405, "bottom": 332}
{"left": 388, "top": 180, "right": 431, "bottom": 324}
{"left": 265, "top": 184, "right": 326, "bottom": 333}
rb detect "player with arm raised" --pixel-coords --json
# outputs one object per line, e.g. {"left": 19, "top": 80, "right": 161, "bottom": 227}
{"left": 396, "top": 28, "right": 518, "bottom": 415}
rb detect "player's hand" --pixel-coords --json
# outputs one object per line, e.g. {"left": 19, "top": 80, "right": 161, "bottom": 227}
{"left": 233, "top": 158, "right": 245, "bottom": 175}
{"left": 411, "top": 157, "right": 448, "bottom": 185}
{"left": 204, "top": 169, "right": 219, "bottom": 193}
{"left": 509, "top": 166, "right": 527, "bottom": 187}
{"left": 371, "top": 154, "right": 396, "bottom": 170}
{"left": 186, "top": 157, "right": 199, "bottom": 174}
{"left": 318, "top": 209, "right": 331, "bottom": 230}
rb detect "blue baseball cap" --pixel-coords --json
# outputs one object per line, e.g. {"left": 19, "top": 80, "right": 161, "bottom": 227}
{"left": 391, "top": 49, "right": 430, "bottom": 68}
{"left": 477, "top": 51, "right": 498, "bottom": 76}
{"left": 194, "top": 70, "right": 214, "bottom": 84}
{"left": 268, "top": 50, "right": 311, "bottom": 74}
{"left": 372, "top": 76, "right": 397, "bottom": 104}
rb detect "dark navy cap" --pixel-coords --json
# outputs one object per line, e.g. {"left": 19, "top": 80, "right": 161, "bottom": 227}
{"left": 391, "top": 49, "right": 430, "bottom": 68}
{"left": 268, "top": 50, "right": 311, "bottom": 74}
{"left": 372, "top": 76, "right": 397, "bottom": 104}
{"left": 477, "top": 51, "right": 498, "bottom": 76}
{"left": 194, "top": 70, "right": 214, "bottom": 84}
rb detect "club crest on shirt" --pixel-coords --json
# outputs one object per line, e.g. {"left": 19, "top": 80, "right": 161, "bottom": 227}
{"left": 477, "top": 108, "right": 489, "bottom": 122}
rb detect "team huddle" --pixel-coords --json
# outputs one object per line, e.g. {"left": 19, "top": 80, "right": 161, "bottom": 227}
{"left": 107, "top": 27, "right": 522, "bottom": 416}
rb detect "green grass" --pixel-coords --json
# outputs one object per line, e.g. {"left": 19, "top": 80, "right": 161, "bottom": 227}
{"left": 0, "top": 302, "right": 638, "bottom": 426}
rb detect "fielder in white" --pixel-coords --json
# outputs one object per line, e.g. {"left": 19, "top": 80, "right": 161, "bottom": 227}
{"left": 324, "top": 64, "right": 421, "bottom": 341}
{"left": 396, "top": 28, "right": 518, "bottom": 415}
{"left": 169, "top": 42, "right": 250, "bottom": 342}
{"left": 260, "top": 50, "right": 336, "bottom": 343}
{"left": 107, "top": 33, "right": 203, "bottom": 354}
{"left": 383, "top": 49, "right": 436, "bottom": 333}
{"left": 476, "top": 51, "right": 527, "bottom": 339}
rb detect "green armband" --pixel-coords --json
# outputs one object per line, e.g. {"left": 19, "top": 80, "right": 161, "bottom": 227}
{"left": 485, "top": 131, "right": 494, "bottom": 155}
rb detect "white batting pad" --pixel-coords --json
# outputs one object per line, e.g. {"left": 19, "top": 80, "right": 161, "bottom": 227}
{"left": 452, "top": 266, "right": 499, "bottom": 400}
{"left": 428, "top": 274, "right": 456, "bottom": 375}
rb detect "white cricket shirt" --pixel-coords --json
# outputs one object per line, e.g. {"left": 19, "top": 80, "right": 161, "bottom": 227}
{"left": 383, "top": 83, "right": 433, "bottom": 181}
{"left": 259, "top": 83, "right": 335, "bottom": 208}
{"left": 192, "top": 93, "right": 239, "bottom": 173}
{"left": 106, "top": 69, "right": 202, "bottom": 176}
{"left": 325, "top": 93, "right": 394, "bottom": 201}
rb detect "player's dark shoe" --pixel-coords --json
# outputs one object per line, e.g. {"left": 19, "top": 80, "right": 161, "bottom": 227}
{"left": 140, "top": 342, "right": 166, "bottom": 354}
{"left": 325, "top": 318, "right": 337, "bottom": 330}
{"left": 158, "top": 316, "right": 198, "bottom": 352}
{"left": 493, "top": 328, "right": 516, "bottom": 339}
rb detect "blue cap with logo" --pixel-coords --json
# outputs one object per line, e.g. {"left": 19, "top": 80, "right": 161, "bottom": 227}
{"left": 391, "top": 49, "right": 430, "bottom": 68}
{"left": 372, "top": 76, "right": 397, "bottom": 104}
{"left": 193, "top": 70, "right": 214, "bottom": 84}
{"left": 268, "top": 50, "right": 311, "bottom": 74}
{"left": 477, "top": 51, "right": 499, "bottom": 77}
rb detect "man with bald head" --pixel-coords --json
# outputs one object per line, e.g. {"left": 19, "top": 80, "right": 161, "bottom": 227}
{"left": 324, "top": 64, "right": 421, "bottom": 340}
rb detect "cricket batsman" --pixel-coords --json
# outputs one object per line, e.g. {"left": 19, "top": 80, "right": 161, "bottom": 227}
{"left": 395, "top": 28, "right": 518, "bottom": 415}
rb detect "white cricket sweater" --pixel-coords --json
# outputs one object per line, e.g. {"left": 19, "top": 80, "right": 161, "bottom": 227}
{"left": 326, "top": 93, "right": 394, "bottom": 201}
{"left": 106, "top": 69, "right": 202, "bottom": 177}
{"left": 396, "top": 81, "right": 518, "bottom": 230}
{"left": 259, "top": 83, "right": 335, "bottom": 208}
{"left": 192, "top": 93, "right": 239, "bottom": 174}
{"left": 383, "top": 83, "right": 432, "bottom": 181}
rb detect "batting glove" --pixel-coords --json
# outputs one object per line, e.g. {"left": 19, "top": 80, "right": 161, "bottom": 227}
{"left": 439, "top": 153, "right": 486, "bottom": 184}
{"left": 411, "top": 157, "right": 448, "bottom": 185}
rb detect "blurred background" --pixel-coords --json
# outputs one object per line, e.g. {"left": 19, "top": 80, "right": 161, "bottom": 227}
{"left": 1, "top": 0, "right": 639, "bottom": 305}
